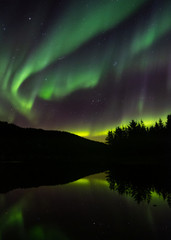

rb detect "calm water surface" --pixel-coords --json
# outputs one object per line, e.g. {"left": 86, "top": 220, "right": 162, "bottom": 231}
{"left": 0, "top": 172, "right": 170, "bottom": 240}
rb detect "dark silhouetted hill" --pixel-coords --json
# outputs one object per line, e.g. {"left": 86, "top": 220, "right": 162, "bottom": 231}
{"left": 0, "top": 121, "right": 109, "bottom": 163}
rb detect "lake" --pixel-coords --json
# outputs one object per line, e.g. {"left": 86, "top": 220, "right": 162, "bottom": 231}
{"left": 0, "top": 169, "right": 170, "bottom": 240}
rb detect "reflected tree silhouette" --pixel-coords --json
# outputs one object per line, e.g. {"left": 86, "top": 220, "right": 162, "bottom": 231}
{"left": 106, "top": 165, "right": 171, "bottom": 207}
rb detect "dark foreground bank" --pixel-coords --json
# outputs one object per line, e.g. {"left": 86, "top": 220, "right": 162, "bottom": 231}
{"left": 0, "top": 120, "right": 170, "bottom": 165}
{"left": 0, "top": 121, "right": 109, "bottom": 163}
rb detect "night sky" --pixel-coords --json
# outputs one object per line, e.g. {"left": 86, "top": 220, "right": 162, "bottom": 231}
{"left": 0, "top": 0, "right": 170, "bottom": 141}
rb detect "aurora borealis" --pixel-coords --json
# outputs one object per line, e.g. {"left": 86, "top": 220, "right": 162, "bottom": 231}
{"left": 0, "top": 0, "right": 170, "bottom": 141}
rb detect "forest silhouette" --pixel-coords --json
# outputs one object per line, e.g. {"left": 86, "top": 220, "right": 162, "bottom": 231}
{"left": 0, "top": 115, "right": 170, "bottom": 193}
{"left": 0, "top": 114, "right": 170, "bottom": 165}
{"left": 105, "top": 114, "right": 171, "bottom": 162}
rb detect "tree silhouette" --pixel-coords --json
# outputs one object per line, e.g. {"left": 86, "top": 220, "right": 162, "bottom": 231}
{"left": 105, "top": 114, "right": 171, "bottom": 158}
{"left": 105, "top": 130, "right": 114, "bottom": 145}
{"left": 166, "top": 115, "right": 171, "bottom": 132}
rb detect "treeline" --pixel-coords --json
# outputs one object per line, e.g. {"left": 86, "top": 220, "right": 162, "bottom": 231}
{"left": 105, "top": 114, "right": 171, "bottom": 160}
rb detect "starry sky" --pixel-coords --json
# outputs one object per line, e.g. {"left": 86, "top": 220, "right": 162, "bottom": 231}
{"left": 0, "top": 0, "right": 170, "bottom": 141}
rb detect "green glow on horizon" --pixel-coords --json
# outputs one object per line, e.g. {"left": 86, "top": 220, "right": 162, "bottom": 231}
{"left": 94, "top": 179, "right": 109, "bottom": 187}
{"left": 71, "top": 176, "right": 109, "bottom": 187}
{"left": 71, "top": 131, "right": 90, "bottom": 138}
{"left": 71, "top": 113, "right": 168, "bottom": 141}
{"left": 73, "top": 179, "right": 90, "bottom": 185}
{"left": 0, "top": 0, "right": 170, "bottom": 135}
{"left": 114, "top": 114, "right": 168, "bottom": 129}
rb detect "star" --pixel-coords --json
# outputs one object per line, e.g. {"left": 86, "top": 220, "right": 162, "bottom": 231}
{"left": 113, "top": 61, "right": 118, "bottom": 67}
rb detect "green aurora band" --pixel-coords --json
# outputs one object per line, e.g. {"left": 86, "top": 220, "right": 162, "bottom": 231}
{"left": 11, "top": 0, "right": 148, "bottom": 93}
{"left": 0, "top": 0, "right": 170, "bottom": 140}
